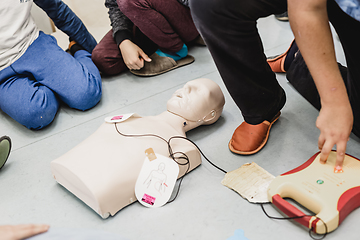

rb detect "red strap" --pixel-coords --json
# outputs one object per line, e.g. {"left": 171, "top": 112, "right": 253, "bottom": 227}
{"left": 272, "top": 194, "right": 313, "bottom": 230}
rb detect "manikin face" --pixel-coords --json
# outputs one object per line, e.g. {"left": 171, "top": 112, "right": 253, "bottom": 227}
{"left": 167, "top": 78, "right": 223, "bottom": 122}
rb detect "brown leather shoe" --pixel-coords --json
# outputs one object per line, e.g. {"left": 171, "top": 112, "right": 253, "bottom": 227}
{"left": 229, "top": 112, "right": 281, "bottom": 155}
{"left": 267, "top": 40, "right": 295, "bottom": 73}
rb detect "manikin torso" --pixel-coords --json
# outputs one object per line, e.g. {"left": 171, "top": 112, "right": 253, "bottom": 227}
{"left": 51, "top": 112, "right": 201, "bottom": 218}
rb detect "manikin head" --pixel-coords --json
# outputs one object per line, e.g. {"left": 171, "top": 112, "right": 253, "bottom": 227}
{"left": 167, "top": 78, "right": 225, "bottom": 130}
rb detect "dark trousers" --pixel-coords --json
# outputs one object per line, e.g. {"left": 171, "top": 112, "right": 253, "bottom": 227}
{"left": 92, "top": 0, "right": 199, "bottom": 76}
{"left": 190, "top": 0, "right": 287, "bottom": 125}
{"left": 190, "top": 0, "right": 360, "bottom": 137}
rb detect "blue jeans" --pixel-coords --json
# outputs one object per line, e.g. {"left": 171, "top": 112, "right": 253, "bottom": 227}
{"left": 0, "top": 32, "right": 102, "bottom": 130}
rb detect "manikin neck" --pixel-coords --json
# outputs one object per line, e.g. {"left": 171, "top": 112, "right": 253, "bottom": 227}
{"left": 156, "top": 111, "right": 202, "bottom": 134}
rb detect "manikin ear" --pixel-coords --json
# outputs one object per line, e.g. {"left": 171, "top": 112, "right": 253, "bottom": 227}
{"left": 202, "top": 110, "right": 217, "bottom": 124}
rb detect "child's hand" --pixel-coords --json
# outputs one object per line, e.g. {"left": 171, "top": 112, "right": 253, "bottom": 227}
{"left": 119, "top": 40, "right": 151, "bottom": 70}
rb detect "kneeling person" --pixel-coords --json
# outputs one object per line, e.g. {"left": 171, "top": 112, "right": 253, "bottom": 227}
{"left": 0, "top": 0, "right": 102, "bottom": 130}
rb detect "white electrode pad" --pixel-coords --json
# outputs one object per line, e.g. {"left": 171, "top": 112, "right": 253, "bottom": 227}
{"left": 135, "top": 148, "right": 179, "bottom": 207}
{"left": 105, "top": 113, "right": 141, "bottom": 123}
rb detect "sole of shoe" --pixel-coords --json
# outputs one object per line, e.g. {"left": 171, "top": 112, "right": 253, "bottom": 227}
{"left": 275, "top": 16, "right": 289, "bottom": 21}
{"left": 130, "top": 55, "right": 194, "bottom": 77}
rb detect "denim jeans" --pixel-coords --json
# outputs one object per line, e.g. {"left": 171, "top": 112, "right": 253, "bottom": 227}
{"left": 0, "top": 32, "right": 102, "bottom": 130}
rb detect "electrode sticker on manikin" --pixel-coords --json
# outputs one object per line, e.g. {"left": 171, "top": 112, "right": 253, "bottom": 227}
{"left": 104, "top": 113, "right": 141, "bottom": 123}
{"left": 135, "top": 148, "right": 179, "bottom": 207}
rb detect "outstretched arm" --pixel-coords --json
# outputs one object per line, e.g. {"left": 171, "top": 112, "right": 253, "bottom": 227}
{"left": 288, "top": 0, "right": 353, "bottom": 170}
{"left": 34, "top": 0, "right": 97, "bottom": 53}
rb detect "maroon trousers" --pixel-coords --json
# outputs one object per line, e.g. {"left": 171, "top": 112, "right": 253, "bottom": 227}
{"left": 92, "top": 0, "right": 199, "bottom": 76}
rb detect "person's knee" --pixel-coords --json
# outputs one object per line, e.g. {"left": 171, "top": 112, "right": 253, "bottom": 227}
{"left": 66, "top": 76, "right": 102, "bottom": 111}
{"left": 92, "top": 47, "right": 125, "bottom": 76}
{"left": 191, "top": 0, "right": 225, "bottom": 19}
{"left": 20, "top": 94, "right": 59, "bottom": 130}
{"left": 24, "top": 105, "right": 58, "bottom": 130}
{"left": 190, "top": 0, "right": 236, "bottom": 30}
{"left": 191, "top": 0, "right": 251, "bottom": 24}
{"left": 91, "top": 46, "right": 107, "bottom": 73}
{"left": 91, "top": 45, "right": 101, "bottom": 63}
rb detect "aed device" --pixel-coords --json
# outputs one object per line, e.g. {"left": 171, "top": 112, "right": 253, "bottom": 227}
{"left": 267, "top": 151, "right": 360, "bottom": 234}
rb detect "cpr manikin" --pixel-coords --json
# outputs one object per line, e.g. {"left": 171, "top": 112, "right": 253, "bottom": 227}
{"left": 51, "top": 78, "right": 225, "bottom": 218}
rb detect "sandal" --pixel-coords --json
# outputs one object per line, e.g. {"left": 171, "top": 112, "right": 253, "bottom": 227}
{"left": 229, "top": 112, "right": 281, "bottom": 155}
{"left": 130, "top": 53, "right": 194, "bottom": 77}
{"left": 0, "top": 136, "right": 12, "bottom": 170}
{"left": 267, "top": 40, "right": 296, "bottom": 73}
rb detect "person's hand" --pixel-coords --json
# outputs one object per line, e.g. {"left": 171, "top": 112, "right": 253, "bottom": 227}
{"left": 316, "top": 102, "right": 353, "bottom": 171}
{"left": 0, "top": 224, "right": 49, "bottom": 240}
{"left": 119, "top": 40, "right": 151, "bottom": 70}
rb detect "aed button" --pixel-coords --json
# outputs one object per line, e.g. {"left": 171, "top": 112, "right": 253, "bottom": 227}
{"left": 316, "top": 179, "right": 324, "bottom": 185}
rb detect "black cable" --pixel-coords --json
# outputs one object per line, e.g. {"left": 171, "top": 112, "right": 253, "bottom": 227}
{"left": 260, "top": 202, "right": 307, "bottom": 220}
{"left": 114, "top": 123, "right": 187, "bottom": 203}
{"left": 260, "top": 203, "right": 328, "bottom": 240}
{"left": 115, "top": 122, "right": 328, "bottom": 239}
{"left": 114, "top": 123, "right": 169, "bottom": 143}
{"left": 167, "top": 152, "right": 190, "bottom": 203}
{"left": 114, "top": 123, "right": 226, "bottom": 203}
{"left": 309, "top": 218, "right": 328, "bottom": 240}
{"left": 168, "top": 136, "right": 227, "bottom": 174}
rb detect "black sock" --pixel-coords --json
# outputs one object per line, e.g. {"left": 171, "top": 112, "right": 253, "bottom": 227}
{"left": 284, "top": 41, "right": 299, "bottom": 71}
{"left": 70, "top": 43, "right": 85, "bottom": 55}
{"left": 68, "top": 37, "right": 85, "bottom": 55}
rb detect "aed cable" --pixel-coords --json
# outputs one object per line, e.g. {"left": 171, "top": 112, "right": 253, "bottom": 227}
{"left": 260, "top": 203, "right": 328, "bottom": 240}
{"left": 115, "top": 123, "right": 327, "bottom": 239}
{"left": 114, "top": 123, "right": 226, "bottom": 203}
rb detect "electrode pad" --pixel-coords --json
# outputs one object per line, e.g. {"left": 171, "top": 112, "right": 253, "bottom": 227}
{"left": 135, "top": 148, "right": 179, "bottom": 208}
